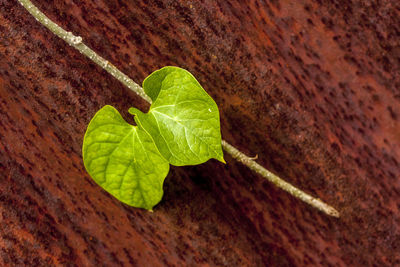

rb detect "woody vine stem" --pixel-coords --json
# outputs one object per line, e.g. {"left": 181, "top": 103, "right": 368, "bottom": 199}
{"left": 18, "top": 0, "right": 339, "bottom": 217}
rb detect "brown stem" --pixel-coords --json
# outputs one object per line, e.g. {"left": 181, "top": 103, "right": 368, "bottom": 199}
{"left": 17, "top": 0, "right": 339, "bottom": 217}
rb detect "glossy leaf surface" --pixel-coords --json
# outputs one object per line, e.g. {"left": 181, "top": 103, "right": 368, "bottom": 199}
{"left": 83, "top": 105, "right": 169, "bottom": 210}
{"left": 83, "top": 67, "right": 224, "bottom": 210}
{"left": 129, "top": 66, "right": 225, "bottom": 166}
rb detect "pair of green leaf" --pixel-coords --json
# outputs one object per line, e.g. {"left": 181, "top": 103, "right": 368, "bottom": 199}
{"left": 82, "top": 67, "right": 224, "bottom": 210}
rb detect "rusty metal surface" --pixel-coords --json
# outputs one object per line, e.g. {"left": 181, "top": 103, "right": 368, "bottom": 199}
{"left": 0, "top": 0, "right": 399, "bottom": 266}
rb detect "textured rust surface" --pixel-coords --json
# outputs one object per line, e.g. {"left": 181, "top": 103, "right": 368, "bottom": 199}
{"left": 1, "top": 0, "right": 400, "bottom": 266}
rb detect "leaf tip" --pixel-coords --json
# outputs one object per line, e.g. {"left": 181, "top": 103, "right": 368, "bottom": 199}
{"left": 216, "top": 154, "right": 226, "bottom": 164}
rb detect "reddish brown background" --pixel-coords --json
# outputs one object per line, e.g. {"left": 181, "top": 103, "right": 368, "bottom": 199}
{"left": 1, "top": 0, "right": 400, "bottom": 266}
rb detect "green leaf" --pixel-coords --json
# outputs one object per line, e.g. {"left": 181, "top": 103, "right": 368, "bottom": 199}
{"left": 82, "top": 105, "right": 170, "bottom": 210}
{"left": 82, "top": 67, "right": 225, "bottom": 210}
{"left": 129, "top": 66, "right": 225, "bottom": 166}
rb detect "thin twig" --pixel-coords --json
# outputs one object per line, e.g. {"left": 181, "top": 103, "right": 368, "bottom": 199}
{"left": 17, "top": 0, "right": 339, "bottom": 217}
{"left": 221, "top": 141, "right": 340, "bottom": 217}
{"left": 17, "top": 0, "right": 152, "bottom": 104}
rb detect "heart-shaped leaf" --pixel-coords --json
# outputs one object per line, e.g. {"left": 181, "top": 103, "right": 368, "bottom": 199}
{"left": 82, "top": 105, "right": 170, "bottom": 210}
{"left": 129, "top": 66, "right": 225, "bottom": 166}
{"left": 83, "top": 67, "right": 224, "bottom": 210}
